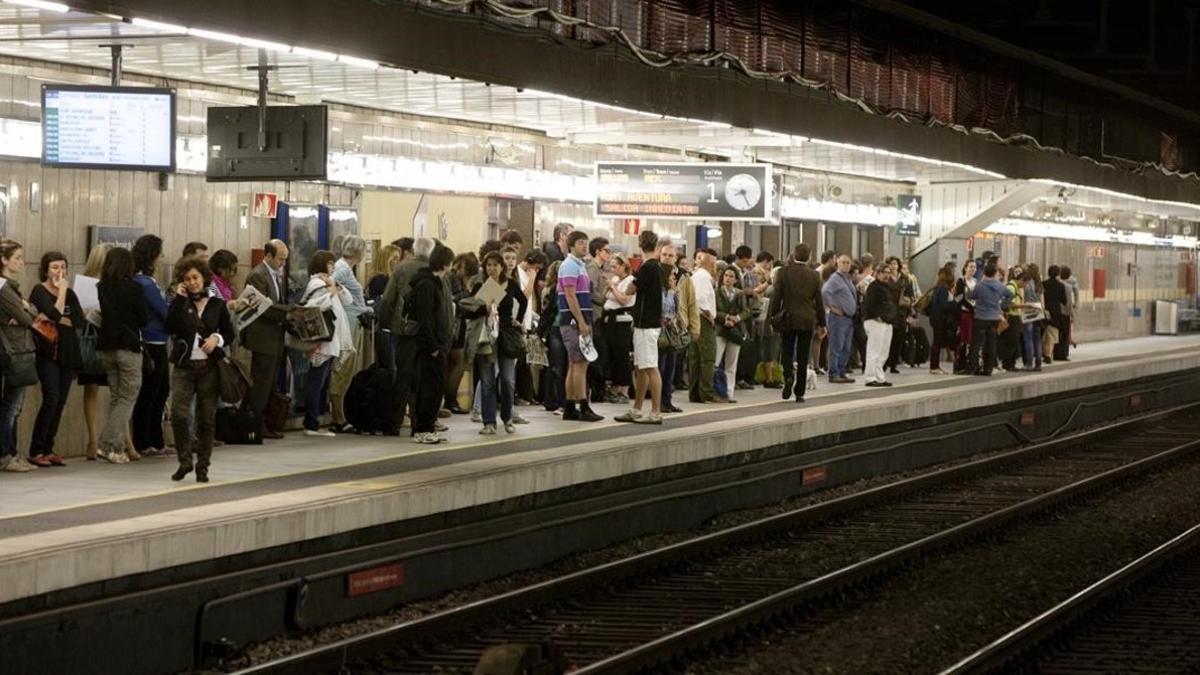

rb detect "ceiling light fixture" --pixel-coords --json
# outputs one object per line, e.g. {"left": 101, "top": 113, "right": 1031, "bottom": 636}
{"left": 337, "top": 54, "right": 379, "bottom": 70}
{"left": 292, "top": 46, "right": 338, "bottom": 61}
{"left": 129, "top": 17, "right": 186, "bottom": 33}
{"left": 4, "top": 0, "right": 69, "bottom": 12}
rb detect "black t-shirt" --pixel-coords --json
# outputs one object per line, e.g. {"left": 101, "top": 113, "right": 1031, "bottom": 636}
{"left": 632, "top": 258, "right": 664, "bottom": 329}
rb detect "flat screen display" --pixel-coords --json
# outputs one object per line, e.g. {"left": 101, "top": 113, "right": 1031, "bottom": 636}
{"left": 42, "top": 85, "right": 176, "bottom": 172}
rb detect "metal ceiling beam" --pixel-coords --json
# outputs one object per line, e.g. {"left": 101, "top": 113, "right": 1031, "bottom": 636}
{"left": 567, "top": 132, "right": 800, "bottom": 148}
{"left": 65, "top": 0, "right": 1200, "bottom": 205}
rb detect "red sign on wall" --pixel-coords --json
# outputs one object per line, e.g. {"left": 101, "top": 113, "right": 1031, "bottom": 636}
{"left": 802, "top": 465, "right": 828, "bottom": 486}
{"left": 1092, "top": 268, "right": 1107, "bottom": 299}
{"left": 622, "top": 218, "right": 641, "bottom": 235}
{"left": 253, "top": 192, "right": 279, "bottom": 219}
{"left": 346, "top": 563, "right": 405, "bottom": 597}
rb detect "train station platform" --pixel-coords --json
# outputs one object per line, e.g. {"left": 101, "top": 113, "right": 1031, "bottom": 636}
{"left": 1, "top": 335, "right": 1199, "bottom": 612}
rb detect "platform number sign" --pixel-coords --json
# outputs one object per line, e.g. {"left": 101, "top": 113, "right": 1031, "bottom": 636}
{"left": 896, "top": 195, "right": 921, "bottom": 237}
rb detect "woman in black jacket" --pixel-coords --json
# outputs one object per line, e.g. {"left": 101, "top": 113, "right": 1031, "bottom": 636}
{"left": 166, "top": 257, "right": 234, "bottom": 483}
{"left": 464, "top": 251, "right": 527, "bottom": 435}
{"left": 28, "top": 252, "right": 84, "bottom": 467}
{"left": 97, "top": 247, "right": 148, "bottom": 465}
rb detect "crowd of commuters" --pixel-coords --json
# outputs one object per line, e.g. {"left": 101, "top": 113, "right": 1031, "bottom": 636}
{"left": 0, "top": 227, "right": 1079, "bottom": 478}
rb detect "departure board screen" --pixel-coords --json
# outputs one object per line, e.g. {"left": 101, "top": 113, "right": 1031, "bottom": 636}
{"left": 42, "top": 85, "right": 175, "bottom": 171}
{"left": 595, "top": 162, "right": 773, "bottom": 221}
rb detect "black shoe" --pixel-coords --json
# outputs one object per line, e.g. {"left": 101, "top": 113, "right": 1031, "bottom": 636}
{"left": 382, "top": 429, "right": 402, "bottom": 437}
{"left": 579, "top": 410, "right": 604, "bottom": 422}
{"left": 865, "top": 381, "right": 886, "bottom": 387}
{"left": 171, "top": 465, "right": 193, "bottom": 481}
{"left": 795, "top": 395, "right": 806, "bottom": 403}
{"left": 665, "top": 405, "right": 684, "bottom": 413}
{"left": 888, "top": 367, "right": 900, "bottom": 374}
{"left": 881, "top": 381, "right": 894, "bottom": 387}
{"left": 781, "top": 377, "right": 794, "bottom": 400}
{"left": 262, "top": 429, "right": 284, "bottom": 440}
{"left": 763, "top": 381, "right": 783, "bottom": 389}
{"left": 195, "top": 472, "right": 209, "bottom": 483}
{"left": 562, "top": 410, "right": 581, "bottom": 421}
{"left": 446, "top": 403, "right": 469, "bottom": 415}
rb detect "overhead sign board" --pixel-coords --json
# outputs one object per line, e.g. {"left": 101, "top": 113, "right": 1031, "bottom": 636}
{"left": 42, "top": 85, "right": 176, "bottom": 172}
{"left": 896, "top": 194, "right": 921, "bottom": 237}
{"left": 595, "top": 162, "right": 773, "bottom": 221}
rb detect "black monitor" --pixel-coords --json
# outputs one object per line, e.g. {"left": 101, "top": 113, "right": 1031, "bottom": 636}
{"left": 205, "top": 105, "right": 327, "bottom": 182}
{"left": 41, "top": 84, "right": 176, "bottom": 172}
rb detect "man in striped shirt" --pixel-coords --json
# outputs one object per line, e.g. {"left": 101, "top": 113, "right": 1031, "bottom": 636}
{"left": 557, "top": 230, "right": 603, "bottom": 422}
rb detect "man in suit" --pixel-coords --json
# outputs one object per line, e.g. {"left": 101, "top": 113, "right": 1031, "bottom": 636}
{"left": 769, "top": 244, "right": 827, "bottom": 403}
{"left": 242, "top": 239, "right": 291, "bottom": 439}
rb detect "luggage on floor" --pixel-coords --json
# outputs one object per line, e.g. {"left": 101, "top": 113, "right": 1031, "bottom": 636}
{"left": 904, "top": 326, "right": 931, "bottom": 366}
{"left": 344, "top": 364, "right": 396, "bottom": 434}
{"left": 215, "top": 407, "right": 263, "bottom": 445}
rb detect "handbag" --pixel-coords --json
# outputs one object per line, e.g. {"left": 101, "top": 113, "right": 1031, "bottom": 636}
{"left": 264, "top": 391, "right": 291, "bottom": 432}
{"left": 525, "top": 334, "right": 548, "bottom": 367}
{"left": 658, "top": 321, "right": 686, "bottom": 350}
{"left": 31, "top": 318, "right": 59, "bottom": 359}
{"left": 498, "top": 324, "right": 527, "bottom": 358}
{"left": 79, "top": 323, "right": 105, "bottom": 377}
{"left": 997, "top": 315, "right": 1010, "bottom": 334}
{"left": 0, "top": 328, "right": 39, "bottom": 388}
{"left": 217, "top": 356, "right": 253, "bottom": 404}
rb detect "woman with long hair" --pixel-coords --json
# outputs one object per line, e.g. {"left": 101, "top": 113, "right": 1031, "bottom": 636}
{"left": 27, "top": 252, "right": 84, "bottom": 467}
{"left": 928, "top": 266, "right": 957, "bottom": 374}
{"left": 208, "top": 249, "right": 239, "bottom": 303}
{"left": 715, "top": 266, "right": 751, "bottom": 403}
{"left": 602, "top": 254, "right": 636, "bottom": 402}
{"left": 446, "top": 252, "right": 479, "bottom": 414}
{"left": 97, "top": 247, "right": 148, "bottom": 464}
{"left": 166, "top": 257, "right": 234, "bottom": 482}
{"left": 1021, "top": 262, "right": 1046, "bottom": 372}
{"left": 367, "top": 244, "right": 400, "bottom": 303}
{"left": 130, "top": 234, "right": 169, "bottom": 457}
{"left": 464, "top": 251, "right": 526, "bottom": 435}
{"left": 0, "top": 240, "right": 37, "bottom": 473}
{"left": 953, "top": 259, "right": 977, "bottom": 374}
{"left": 79, "top": 243, "right": 112, "bottom": 460}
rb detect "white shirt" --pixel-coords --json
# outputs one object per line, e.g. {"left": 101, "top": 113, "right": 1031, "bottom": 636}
{"left": 517, "top": 265, "right": 534, "bottom": 330}
{"left": 187, "top": 299, "right": 225, "bottom": 359}
{"left": 603, "top": 275, "right": 636, "bottom": 322}
{"left": 692, "top": 267, "right": 716, "bottom": 317}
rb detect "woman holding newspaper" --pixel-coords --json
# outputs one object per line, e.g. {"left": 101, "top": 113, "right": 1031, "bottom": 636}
{"left": 298, "top": 250, "right": 354, "bottom": 437}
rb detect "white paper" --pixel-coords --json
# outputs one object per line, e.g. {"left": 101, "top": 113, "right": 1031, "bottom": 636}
{"left": 475, "top": 278, "right": 507, "bottom": 307}
{"left": 73, "top": 274, "right": 98, "bottom": 312}
{"left": 233, "top": 285, "right": 274, "bottom": 332}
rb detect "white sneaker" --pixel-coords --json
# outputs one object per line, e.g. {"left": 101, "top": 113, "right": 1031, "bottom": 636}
{"left": 470, "top": 411, "right": 482, "bottom": 424}
{"left": 304, "top": 429, "right": 337, "bottom": 438}
{"left": 1, "top": 459, "right": 30, "bottom": 473}
{"left": 479, "top": 424, "right": 496, "bottom": 435}
{"left": 413, "top": 432, "right": 446, "bottom": 445}
{"left": 16, "top": 457, "right": 38, "bottom": 471}
{"left": 634, "top": 412, "right": 664, "bottom": 425}
{"left": 504, "top": 421, "right": 516, "bottom": 434}
{"left": 102, "top": 450, "right": 128, "bottom": 464}
{"left": 511, "top": 414, "right": 530, "bottom": 425}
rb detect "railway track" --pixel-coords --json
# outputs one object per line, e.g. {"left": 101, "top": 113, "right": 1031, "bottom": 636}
{"left": 943, "top": 520, "right": 1200, "bottom": 675}
{"left": 236, "top": 405, "right": 1200, "bottom": 675}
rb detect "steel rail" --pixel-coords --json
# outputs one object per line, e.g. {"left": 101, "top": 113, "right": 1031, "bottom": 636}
{"left": 940, "top": 520, "right": 1200, "bottom": 675}
{"left": 575, "top": 427, "right": 1200, "bottom": 674}
{"left": 235, "top": 402, "right": 1200, "bottom": 675}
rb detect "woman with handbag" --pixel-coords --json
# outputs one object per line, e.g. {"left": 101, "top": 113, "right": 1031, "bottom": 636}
{"left": 328, "top": 236, "right": 372, "bottom": 434}
{"left": 27, "top": 252, "right": 84, "bottom": 467}
{"left": 715, "top": 267, "right": 751, "bottom": 404}
{"left": 0, "top": 240, "right": 37, "bottom": 473}
{"left": 78, "top": 243, "right": 113, "bottom": 460}
{"left": 97, "top": 247, "right": 149, "bottom": 465}
{"left": 465, "top": 251, "right": 526, "bottom": 435}
{"left": 166, "top": 257, "right": 234, "bottom": 482}
{"left": 300, "top": 250, "right": 353, "bottom": 438}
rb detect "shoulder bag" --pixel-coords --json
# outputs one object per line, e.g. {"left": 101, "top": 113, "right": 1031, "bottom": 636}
{"left": 217, "top": 356, "right": 253, "bottom": 404}
{"left": 498, "top": 323, "right": 527, "bottom": 359}
{"left": 78, "top": 322, "right": 105, "bottom": 377}
{"left": 0, "top": 328, "right": 39, "bottom": 388}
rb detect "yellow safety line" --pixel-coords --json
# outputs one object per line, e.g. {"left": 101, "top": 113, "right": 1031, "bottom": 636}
{"left": 1, "top": 343, "right": 1192, "bottom": 522}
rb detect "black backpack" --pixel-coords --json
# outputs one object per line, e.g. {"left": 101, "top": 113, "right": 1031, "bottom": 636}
{"left": 343, "top": 364, "right": 396, "bottom": 434}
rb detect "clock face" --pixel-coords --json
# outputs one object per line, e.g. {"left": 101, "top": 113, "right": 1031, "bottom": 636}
{"left": 724, "top": 173, "right": 763, "bottom": 212}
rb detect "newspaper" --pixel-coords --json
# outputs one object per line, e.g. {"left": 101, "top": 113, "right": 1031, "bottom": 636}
{"left": 287, "top": 306, "right": 333, "bottom": 342}
{"left": 73, "top": 274, "right": 99, "bottom": 312}
{"left": 233, "top": 285, "right": 274, "bottom": 332}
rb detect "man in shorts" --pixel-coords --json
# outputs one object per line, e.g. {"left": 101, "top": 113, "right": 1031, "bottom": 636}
{"left": 558, "top": 230, "right": 604, "bottom": 422}
{"left": 616, "top": 231, "right": 665, "bottom": 425}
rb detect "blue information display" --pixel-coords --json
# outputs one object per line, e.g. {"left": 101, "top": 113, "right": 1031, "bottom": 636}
{"left": 42, "top": 85, "right": 175, "bottom": 172}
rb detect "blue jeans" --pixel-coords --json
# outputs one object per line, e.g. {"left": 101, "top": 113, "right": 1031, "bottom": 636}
{"left": 827, "top": 314, "right": 854, "bottom": 379}
{"left": 304, "top": 358, "right": 333, "bottom": 430}
{"left": 543, "top": 329, "right": 567, "bottom": 411}
{"left": 1022, "top": 322, "right": 1043, "bottom": 368}
{"left": 477, "top": 354, "right": 516, "bottom": 425}
{"left": 658, "top": 348, "right": 676, "bottom": 408}
{"left": 0, "top": 380, "right": 27, "bottom": 460}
